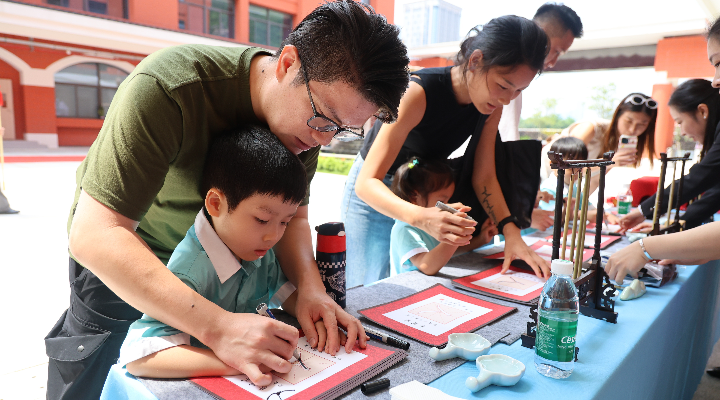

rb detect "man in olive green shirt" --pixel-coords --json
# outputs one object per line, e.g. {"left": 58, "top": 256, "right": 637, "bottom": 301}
{"left": 45, "top": 2, "right": 409, "bottom": 399}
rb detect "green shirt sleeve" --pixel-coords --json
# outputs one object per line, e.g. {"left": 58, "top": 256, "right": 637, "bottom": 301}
{"left": 299, "top": 146, "right": 320, "bottom": 206}
{"left": 81, "top": 73, "right": 184, "bottom": 222}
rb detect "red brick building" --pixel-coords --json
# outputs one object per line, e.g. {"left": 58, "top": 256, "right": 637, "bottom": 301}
{"left": 0, "top": 0, "right": 395, "bottom": 147}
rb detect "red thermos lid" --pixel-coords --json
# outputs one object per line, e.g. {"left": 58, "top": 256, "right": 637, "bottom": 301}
{"left": 316, "top": 222, "right": 345, "bottom": 253}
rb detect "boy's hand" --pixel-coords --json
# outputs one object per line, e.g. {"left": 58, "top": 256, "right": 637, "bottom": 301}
{"left": 211, "top": 313, "right": 298, "bottom": 387}
{"left": 535, "top": 190, "right": 554, "bottom": 207}
{"left": 530, "top": 209, "right": 554, "bottom": 231}
{"left": 314, "top": 320, "right": 348, "bottom": 353}
{"left": 604, "top": 212, "right": 621, "bottom": 225}
{"left": 478, "top": 218, "right": 498, "bottom": 244}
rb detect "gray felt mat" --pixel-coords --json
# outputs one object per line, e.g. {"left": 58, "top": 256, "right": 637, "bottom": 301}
{"left": 138, "top": 378, "right": 211, "bottom": 400}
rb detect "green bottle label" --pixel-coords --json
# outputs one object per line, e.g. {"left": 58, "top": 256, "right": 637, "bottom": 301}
{"left": 618, "top": 201, "right": 631, "bottom": 215}
{"left": 535, "top": 316, "right": 577, "bottom": 362}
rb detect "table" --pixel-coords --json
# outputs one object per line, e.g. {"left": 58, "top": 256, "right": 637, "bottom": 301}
{"left": 430, "top": 260, "right": 720, "bottom": 400}
{"left": 101, "top": 259, "right": 720, "bottom": 400}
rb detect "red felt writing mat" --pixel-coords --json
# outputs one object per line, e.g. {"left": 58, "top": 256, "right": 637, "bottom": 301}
{"left": 191, "top": 341, "right": 397, "bottom": 400}
{"left": 453, "top": 266, "right": 545, "bottom": 303}
{"left": 358, "top": 284, "right": 515, "bottom": 347}
{"left": 484, "top": 240, "right": 594, "bottom": 262}
{"left": 544, "top": 233, "right": 620, "bottom": 249}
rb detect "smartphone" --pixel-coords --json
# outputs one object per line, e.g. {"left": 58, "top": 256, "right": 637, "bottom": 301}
{"left": 618, "top": 135, "right": 638, "bottom": 149}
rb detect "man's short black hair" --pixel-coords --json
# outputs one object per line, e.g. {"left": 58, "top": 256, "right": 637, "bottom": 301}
{"left": 201, "top": 126, "right": 307, "bottom": 211}
{"left": 533, "top": 3, "right": 583, "bottom": 38}
{"left": 276, "top": 0, "right": 409, "bottom": 123}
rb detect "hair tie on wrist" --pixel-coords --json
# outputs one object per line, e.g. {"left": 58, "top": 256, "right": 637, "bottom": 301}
{"left": 408, "top": 159, "right": 419, "bottom": 169}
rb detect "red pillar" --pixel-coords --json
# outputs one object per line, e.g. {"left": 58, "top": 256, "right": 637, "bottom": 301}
{"left": 651, "top": 83, "right": 674, "bottom": 159}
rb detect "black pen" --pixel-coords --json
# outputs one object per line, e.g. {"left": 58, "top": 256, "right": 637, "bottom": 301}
{"left": 363, "top": 325, "right": 410, "bottom": 350}
{"left": 435, "top": 201, "right": 475, "bottom": 221}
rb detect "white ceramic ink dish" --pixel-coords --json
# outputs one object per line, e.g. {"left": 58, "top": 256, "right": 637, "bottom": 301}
{"left": 428, "top": 333, "right": 491, "bottom": 361}
{"left": 620, "top": 278, "right": 647, "bottom": 300}
{"left": 465, "top": 354, "right": 525, "bottom": 392}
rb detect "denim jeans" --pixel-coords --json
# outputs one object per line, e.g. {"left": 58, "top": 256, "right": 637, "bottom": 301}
{"left": 340, "top": 155, "right": 395, "bottom": 287}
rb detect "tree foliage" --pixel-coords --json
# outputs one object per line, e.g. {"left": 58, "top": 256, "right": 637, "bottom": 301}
{"left": 317, "top": 156, "right": 354, "bottom": 175}
{"left": 588, "top": 83, "right": 618, "bottom": 119}
{"left": 519, "top": 98, "right": 575, "bottom": 129}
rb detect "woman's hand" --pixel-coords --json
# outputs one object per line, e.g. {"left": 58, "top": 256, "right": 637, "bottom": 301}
{"left": 501, "top": 226, "right": 551, "bottom": 279}
{"left": 604, "top": 241, "right": 647, "bottom": 283}
{"left": 416, "top": 204, "right": 476, "bottom": 245}
{"left": 628, "top": 221, "right": 653, "bottom": 233}
{"left": 612, "top": 147, "right": 637, "bottom": 167}
{"left": 618, "top": 209, "right": 645, "bottom": 234}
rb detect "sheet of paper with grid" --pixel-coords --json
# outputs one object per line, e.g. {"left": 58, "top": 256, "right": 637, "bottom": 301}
{"left": 223, "top": 337, "right": 366, "bottom": 399}
{"left": 382, "top": 293, "right": 492, "bottom": 336}
{"left": 470, "top": 270, "right": 545, "bottom": 297}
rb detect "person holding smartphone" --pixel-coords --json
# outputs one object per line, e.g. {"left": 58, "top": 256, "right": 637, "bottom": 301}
{"left": 539, "top": 93, "right": 658, "bottom": 180}
{"left": 621, "top": 78, "right": 720, "bottom": 231}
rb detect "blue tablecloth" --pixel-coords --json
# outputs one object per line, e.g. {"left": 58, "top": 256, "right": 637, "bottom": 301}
{"left": 103, "top": 365, "right": 157, "bottom": 400}
{"left": 429, "top": 261, "right": 720, "bottom": 400}
{"left": 101, "top": 261, "right": 720, "bottom": 400}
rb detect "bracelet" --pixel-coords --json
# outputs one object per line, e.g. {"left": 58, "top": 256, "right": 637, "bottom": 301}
{"left": 497, "top": 215, "right": 519, "bottom": 235}
{"left": 638, "top": 238, "right": 653, "bottom": 261}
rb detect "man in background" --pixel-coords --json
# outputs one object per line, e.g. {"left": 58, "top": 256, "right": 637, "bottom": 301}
{"left": 498, "top": 2, "right": 584, "bottom": 142}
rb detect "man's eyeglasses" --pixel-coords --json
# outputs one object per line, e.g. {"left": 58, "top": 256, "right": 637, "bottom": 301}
{"left": 625, "top": 94, "right": 658, "bottom": 110}
{"left": 300, "top": 62, "right": 365, "bottom": 142}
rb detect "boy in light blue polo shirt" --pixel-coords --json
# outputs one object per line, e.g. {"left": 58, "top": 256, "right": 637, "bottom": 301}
{"left": 113, "top": 126, "right": 340, "bottom": 381}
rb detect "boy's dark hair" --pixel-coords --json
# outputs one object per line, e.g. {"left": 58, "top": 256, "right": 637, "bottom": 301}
{"left": 603, "top": 92, "right": 657, "bottom": 167}
{"left": 391, "top": 157, "right": 454, "bottom": 204}
{"left": 278, "top": 0, "right": 409, "bottom": 123}
{"left": 533, "top": 3, "right": 583, "bottom": 38}
{"left": 550, "top": 137, "right": 588, "bottom": 162}
{"left": 669, "top": 79, "right": 720, "bottom": 160}
{"left": 200, "top": 126, "right": 307, "bottom": 211}
{"left": 456, "top": 15, "right": 548, "bottom": 77}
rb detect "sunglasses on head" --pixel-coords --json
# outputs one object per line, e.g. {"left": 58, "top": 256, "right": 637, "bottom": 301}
{"left": 625, "top": 94, "right": 658, "bottom": 110}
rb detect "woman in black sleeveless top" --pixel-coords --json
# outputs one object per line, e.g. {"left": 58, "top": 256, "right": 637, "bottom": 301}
{"left": 341, "top": 16, "right": 551, "bottom": 287}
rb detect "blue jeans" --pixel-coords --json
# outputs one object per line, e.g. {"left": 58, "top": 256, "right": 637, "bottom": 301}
{"left": 340, "top": 155, "right": 395, "bottom": 287}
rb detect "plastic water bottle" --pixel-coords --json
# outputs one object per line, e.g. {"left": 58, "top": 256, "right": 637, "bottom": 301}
{"left": 617, "top": 184, "right": 632, "bottom": 215}
{"left": 535, "top": 259, "right": 579, "bottom": 379}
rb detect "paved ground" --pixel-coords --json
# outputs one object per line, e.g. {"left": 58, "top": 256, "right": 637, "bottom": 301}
{"left": 0, "top": 142, "right": 717, "bottom": 399}
{"left": 0, "top": 144, "right": 349, "bottom": 400}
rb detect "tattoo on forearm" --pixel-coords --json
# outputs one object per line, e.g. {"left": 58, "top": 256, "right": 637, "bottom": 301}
{"left": 480, "top": 186, "right": 497, "bottom": 223}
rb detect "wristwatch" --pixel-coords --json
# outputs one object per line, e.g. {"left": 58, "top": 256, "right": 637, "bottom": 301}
{"left": 497, "top": 215, "right": 519, "bottom": 235}
{"left": 638, "top": 238, "right": 653, "bottom": 261}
